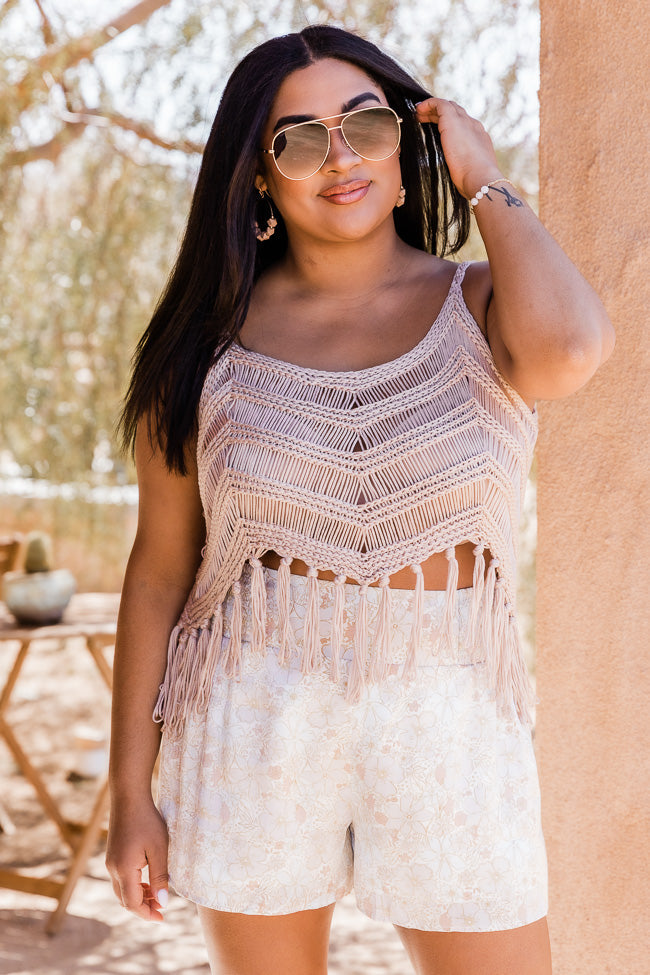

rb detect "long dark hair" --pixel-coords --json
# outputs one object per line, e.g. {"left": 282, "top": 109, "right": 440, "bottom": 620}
{"left": 120, "top": 25, "right": 470, "bottom": 473}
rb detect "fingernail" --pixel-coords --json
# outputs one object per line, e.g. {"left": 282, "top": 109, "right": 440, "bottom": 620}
{"left": 156, "top": 889, "right": 169, "bottom": 909}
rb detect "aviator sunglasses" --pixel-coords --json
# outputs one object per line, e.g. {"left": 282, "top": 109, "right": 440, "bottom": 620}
{"left": 262, "top": 105, "right": 402, "bottom": 180}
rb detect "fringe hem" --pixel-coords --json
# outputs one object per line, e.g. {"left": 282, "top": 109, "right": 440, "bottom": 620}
{"left": 153, "top": 550, "right": 535, "bottom": 740}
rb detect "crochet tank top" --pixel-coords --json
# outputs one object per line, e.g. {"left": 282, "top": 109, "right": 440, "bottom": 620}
{"left": 154, "top": 262, "right": 538, "bottom": 737}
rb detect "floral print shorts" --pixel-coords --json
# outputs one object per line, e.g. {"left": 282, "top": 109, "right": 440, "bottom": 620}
{"left": 157, "top": 565, "right": 548, "bottom": 932}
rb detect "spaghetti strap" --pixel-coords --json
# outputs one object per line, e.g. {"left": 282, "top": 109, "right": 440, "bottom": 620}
{"left": 450, "top": 260, "right": 471, "bottom": 292}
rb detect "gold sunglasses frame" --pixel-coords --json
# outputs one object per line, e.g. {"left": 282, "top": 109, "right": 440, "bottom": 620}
{"left": 262, "top": 105, "right": 403, "bottom": 180}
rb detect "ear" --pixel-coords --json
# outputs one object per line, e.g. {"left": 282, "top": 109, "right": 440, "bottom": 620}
{"left": 254, "top": 174, "right": 267, "bottom": 194}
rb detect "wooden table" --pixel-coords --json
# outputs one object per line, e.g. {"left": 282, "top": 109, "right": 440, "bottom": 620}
{"left": 0, "top": 593, "right": 118, "bottom": 933}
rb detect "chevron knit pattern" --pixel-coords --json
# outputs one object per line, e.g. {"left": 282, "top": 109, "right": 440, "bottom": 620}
{"left": 153, "top": 262, "right": 538, "bottom": 738}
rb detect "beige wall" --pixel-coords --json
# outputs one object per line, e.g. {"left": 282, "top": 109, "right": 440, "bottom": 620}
{"left": 536, "top": 3, "right": 649, "bottom": 972}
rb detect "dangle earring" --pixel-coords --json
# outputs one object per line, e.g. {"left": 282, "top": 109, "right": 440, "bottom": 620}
{"left": 395, "top": 185, "right": 406, "bottom": 208}
{"left": 254, "top": 188, "right": 278, "bottom": 242}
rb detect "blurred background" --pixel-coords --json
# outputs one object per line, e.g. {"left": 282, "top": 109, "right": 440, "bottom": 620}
{"left": 0, "top": 0, "right": 538, "bottom": 618}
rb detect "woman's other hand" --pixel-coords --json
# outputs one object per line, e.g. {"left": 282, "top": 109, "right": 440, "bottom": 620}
{"left": 415, "top": 97, "right": 502, "bottom": 201}
{"left": 106, "top": 419, "right": 204, "bottom": 921}
{"left": 106, "top": 796, "right": 169, "bottom": 922}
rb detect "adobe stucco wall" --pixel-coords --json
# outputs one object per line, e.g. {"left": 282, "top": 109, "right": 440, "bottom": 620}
{"left": 536, "top": 3, "right": 649, "bottom": 973}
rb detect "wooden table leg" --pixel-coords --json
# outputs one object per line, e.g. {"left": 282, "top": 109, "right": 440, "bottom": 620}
{"left": 0, "top": 798, "right": 16, "bottom": 835}
{"left": 0, "top": 714, "right": 78, "bottom": 850}
{"left": 0, "top": 613, "right": 117, "bottom": 934}
{"left": 0, "top": 639, "right": 29, "bottom": 712}
{"left": 0, "top": 870, "right": 64, "bottom": 899}
{"left": 86, "top": 635, "right": 114, "bottom": 691}
{"left": 0, "top": 637, "right": 77, "bottom": 848}
{"left": 45, "top": 778, "right": 110, "bottom": 935}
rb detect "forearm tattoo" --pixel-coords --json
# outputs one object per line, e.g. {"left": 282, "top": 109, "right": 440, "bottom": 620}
{"left": 488, "top": 185, "right": 524, "bottom": 208}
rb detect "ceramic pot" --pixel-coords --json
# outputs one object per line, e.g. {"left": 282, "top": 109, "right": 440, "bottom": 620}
{"left": 2, "top": 569, "right": 76, "bottom": 625}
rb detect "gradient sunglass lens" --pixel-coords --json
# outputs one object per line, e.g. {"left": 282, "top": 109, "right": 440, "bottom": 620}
{"left": 272, "top": 107, "right": 400, "bottom": 179}
{"left": 341, "top": 107, "right": 400, "bottom": 161}
{"left": 273, "top": 125, "right": 329, "bottom": 179}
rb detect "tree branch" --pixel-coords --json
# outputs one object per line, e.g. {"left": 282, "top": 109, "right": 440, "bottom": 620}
{"left": 33, "top": 0, "right": 56, "bottom": 47}
{"left": 3, "top": 121, "right": 85, "bottom": 167}
{"left": 0, "top": 0, "right": 21, "bottom": 26}
{"left": 61, "top": 107, "right": 205, "bottom": 154}
{"left": 14, "top": 0, "right": 174, "bottom": 112}
{"left": 34, "top": 0, "right": 82, "bottom": 114}
{"left": 3, "top": 105, "right": 205, "bottom": 169}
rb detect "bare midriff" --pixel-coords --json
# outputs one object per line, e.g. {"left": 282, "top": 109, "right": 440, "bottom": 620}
{"left": 260, "top": 540, "right": 490, "bottom": 591}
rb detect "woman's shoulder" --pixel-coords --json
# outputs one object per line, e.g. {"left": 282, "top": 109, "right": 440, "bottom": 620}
{"left": 448, "top": 258, "right": 491, "bottom": 341}
{"left": 444, "top": 259, "right": 537, "bottom": 416}
{"left": 410, "top": 254, "right": 491, "bottom": 339}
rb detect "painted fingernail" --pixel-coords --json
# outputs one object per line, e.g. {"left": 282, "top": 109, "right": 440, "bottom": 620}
{"left": 156, "top": 889, "right": 169, "bottom": 908}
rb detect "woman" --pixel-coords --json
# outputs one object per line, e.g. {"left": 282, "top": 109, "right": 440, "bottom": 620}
{"left": 106, "top": 25, "right": 614, "bottom": 975}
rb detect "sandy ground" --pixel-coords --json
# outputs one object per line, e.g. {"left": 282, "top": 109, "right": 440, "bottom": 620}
{"left": 0, "top": 632, "right": 410, "bottom": 974}
{"left": 0, "top": 881, "right": 409, "bottom": 975}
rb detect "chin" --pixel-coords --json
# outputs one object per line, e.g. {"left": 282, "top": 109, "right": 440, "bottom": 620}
{"left": 321, "top": 209, "right": 394, "bottom": 242}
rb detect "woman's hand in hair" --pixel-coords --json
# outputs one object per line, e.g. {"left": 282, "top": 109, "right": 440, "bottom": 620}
{"left": 415, "top": 97, "right": 503, "bottom": 203}
{"left": 415, "top": 101, "right": 615, "bottom": 409}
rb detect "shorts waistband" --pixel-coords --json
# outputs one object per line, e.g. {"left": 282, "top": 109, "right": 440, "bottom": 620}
{"left": 221, "top": 563, "right": 481, "bottom": 671}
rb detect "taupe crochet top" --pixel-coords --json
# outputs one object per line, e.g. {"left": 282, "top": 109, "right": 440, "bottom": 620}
{"left": 154, "top": 262, "right": 538, "bottom": 737}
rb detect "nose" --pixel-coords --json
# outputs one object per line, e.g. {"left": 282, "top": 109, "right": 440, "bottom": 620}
{"left": 323, "top": 124, "right": 360, "bottom": 172}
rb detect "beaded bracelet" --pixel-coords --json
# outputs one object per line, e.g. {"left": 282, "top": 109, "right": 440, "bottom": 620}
{"left": 469, "top": 177, "right": 517, "bottom": 212}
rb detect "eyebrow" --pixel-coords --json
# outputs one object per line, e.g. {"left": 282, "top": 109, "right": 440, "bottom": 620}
{"left": 272, "top": 91, "right": 382, "bottom": 133}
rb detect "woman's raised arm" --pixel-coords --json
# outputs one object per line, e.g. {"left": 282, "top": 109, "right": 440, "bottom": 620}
{"left": 416, "top": 97, "right": 616, "bottom": 408}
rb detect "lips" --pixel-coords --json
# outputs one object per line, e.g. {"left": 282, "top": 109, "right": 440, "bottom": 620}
{"left": 319, "top": 179, "right": 370, "bottom": 203}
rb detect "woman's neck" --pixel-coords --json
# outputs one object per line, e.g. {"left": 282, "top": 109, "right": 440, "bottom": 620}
{"left": 279, "top": 221, "right": 413, "bottom": 301}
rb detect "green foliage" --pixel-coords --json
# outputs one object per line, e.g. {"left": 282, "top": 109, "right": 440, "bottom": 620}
{"left": 0, "top": 132, "right": 192, "bottom": 482}
{"left": 24, "top": 530, "right": 54, "bottom": 572}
